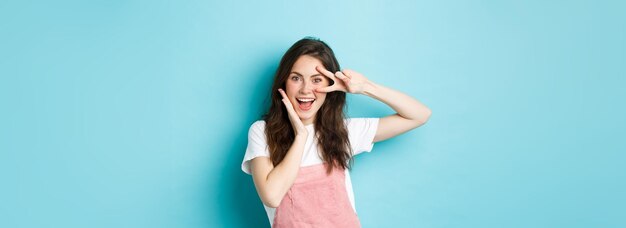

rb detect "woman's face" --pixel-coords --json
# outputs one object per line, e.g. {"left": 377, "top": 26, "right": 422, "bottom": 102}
{"left": 284, "top": 55, "right": 331, "bottom": 125}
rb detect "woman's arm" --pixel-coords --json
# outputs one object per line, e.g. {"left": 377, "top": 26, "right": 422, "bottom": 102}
{"left": 250, "top": 88, "right": 309, "bottom": 208}
{"left": 361, "top": 80, "right": 432, "bottom": 142}
{"left": 315, "top": 67, "right": 432, "bottom": 142}
{"left": 250, "top": 134, "right": 306, "bottom": 208}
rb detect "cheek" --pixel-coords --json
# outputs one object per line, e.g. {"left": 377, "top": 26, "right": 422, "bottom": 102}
{"left": 314, "top": 92, "right": 327, "bottom": 104}
{"left": 285, "top": 83, "right": 297, "bottom": 96}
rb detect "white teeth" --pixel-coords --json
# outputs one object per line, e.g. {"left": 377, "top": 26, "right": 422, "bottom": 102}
{"left": 297, "top": 98, "right": 315, "bottom": 102}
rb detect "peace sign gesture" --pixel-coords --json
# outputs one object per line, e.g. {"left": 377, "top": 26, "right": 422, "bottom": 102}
{"left": 314, "top": 66, "right": 371, "bottom": 94}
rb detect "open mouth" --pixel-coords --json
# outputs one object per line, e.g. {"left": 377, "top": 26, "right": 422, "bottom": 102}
{"left": 296, "top": 98, "right": 315, "bottom": 111}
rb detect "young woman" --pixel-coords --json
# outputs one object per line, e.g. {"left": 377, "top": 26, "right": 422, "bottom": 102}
{"left": 241, "top": 37, "right": 432, "bottom": 227}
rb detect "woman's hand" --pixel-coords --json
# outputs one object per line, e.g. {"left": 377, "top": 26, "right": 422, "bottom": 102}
{"left": 278, "top": 88, "right": 308, "bottom": 138}
{"left": 314, "top": 66, "right": 371, "bottom": 94}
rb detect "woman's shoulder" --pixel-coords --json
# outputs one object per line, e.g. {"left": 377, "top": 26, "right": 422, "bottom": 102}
{"left": 245, "top": 120, "right": 266, "bottom": 136}
{"left": 249, "top": 120, "right": 266, "bottom": 131}
{"left": 251, "top": 119, "right": 266, "bottom": 126}
{"left": 344, "top": 117, "right": 380, "bottom": 135}
{"left": 247, "top": 120, "right": 267, "bottom": 141}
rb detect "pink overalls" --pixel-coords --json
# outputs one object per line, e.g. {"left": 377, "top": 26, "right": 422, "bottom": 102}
{"left": 272, "top": 163, "right": 361, "bottom": 228}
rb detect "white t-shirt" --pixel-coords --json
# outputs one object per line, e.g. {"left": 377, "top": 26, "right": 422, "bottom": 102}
{"left": 241, "top": 118, "right": 380, "bottom": 226}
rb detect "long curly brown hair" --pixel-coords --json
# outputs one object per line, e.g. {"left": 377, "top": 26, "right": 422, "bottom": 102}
{"left": 261, "top": 37, "right": 352, "bottom": 174}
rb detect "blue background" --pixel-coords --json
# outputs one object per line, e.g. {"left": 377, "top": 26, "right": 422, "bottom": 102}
{"left": 1, "top": 0, "right": 625, "bottom": 227}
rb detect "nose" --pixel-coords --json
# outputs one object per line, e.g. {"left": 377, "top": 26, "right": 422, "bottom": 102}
{"left": 299, "top": 80, "right": 314, "bottom": 94}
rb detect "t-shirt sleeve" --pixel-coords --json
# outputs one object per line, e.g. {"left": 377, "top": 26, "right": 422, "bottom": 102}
{"left": 241, "top": 121, "right": 270, "bottom": 175}
{"left": 347, "top": 117, "right": 380, "bottom": 156}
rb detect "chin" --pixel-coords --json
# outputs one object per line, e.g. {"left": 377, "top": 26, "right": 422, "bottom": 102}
{"left": 297, "top": 114, "right": 313, "bottom": 121}
{"left": 297, "top": 111, "right": 316, "bottom": 122}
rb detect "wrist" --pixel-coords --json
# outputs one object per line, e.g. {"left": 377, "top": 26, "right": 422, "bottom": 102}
{"left": 295, "top": 132, "right": 309, "bottom": 139}
{"left": 361, "top": 80, "right": 378, "bottom": 97}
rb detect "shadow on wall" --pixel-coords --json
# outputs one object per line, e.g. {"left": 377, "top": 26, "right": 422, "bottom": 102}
{"left": 215, "top": 55, "right": 278, "bottom": 227}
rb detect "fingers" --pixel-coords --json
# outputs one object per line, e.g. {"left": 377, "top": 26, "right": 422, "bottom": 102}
{"left": 316, "top": 65, "right": 337, "bottom": 81}
{"left": 278, "top": 89, "right": 295, "bottom": 112}
{"left": 316, "top": 65, "right": 351, "bottom": 93}
{"left": 341, "top": 69, "right": 354, "bottom": 79}
{"left": 335, "top": 71, "right": 351, "bottom": 84}
{"left": 317, "top": 65, "right": 351, "bottom": 83}
{"left": 315, "top": 85, "right": 337, "bottom": 93}
{"left": 278, "top": 88, "right": 288, "bottom": 100}
{"left": 278, "top": 88, "right": 307, "bottom": 134}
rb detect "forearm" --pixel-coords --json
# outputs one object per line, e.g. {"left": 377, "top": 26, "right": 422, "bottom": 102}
{"left": 264, "top": 134, "right": 307, "bottom": 205}
{"left": 362, "top": 80, "right": 432, "bottom": 123}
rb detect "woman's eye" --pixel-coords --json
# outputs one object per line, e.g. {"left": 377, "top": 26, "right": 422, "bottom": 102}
{"left": 313, "top": 78, "right": 322, "bottom": 83}
{"left": 291, "top": 76, "right": 300, "bottom": 81}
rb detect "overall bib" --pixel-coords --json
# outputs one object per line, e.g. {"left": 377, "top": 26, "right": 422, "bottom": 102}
{"left": 272, "top": 163, "right": 361, "bottom": 228}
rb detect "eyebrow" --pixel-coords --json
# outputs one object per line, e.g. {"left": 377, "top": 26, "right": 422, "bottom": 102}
{"left": 290, "top": 72, "right": 323, "bottom": 77}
